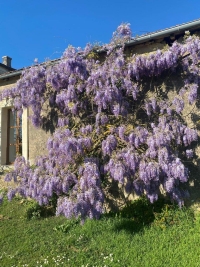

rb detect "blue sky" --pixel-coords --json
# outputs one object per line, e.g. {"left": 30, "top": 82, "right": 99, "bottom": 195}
{"left": 1, "top": 0, "right": 200, "bottom": 69}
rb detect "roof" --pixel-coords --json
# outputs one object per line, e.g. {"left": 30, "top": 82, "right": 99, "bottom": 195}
{"left": 0, "top": 59, "right": 60, "bottom": 81}
{"left": 0, "top": 62, "right": 15, "bottom": 72}
{"left": 126, "top": 18, "right": 200, "bottom": 46}
{"left": 1, "top": 18, "right": 200, "bottom": 81}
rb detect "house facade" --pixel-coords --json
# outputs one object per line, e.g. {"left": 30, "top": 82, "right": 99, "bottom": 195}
{"left": 1, "top": 18, "right": 200, "bottom": 168}
{"left": 0, "top": 64, "right": 50, "bottom": 165}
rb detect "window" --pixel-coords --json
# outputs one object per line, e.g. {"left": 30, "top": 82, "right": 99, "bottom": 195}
{"left": 0, "top": 106, "right": 28, "bottom": 165}
{"left": 7, "top": 109, "right": 22, "bottom": 164}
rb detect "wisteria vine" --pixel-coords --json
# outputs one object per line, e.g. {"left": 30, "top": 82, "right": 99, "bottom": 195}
{"left": 1, "top": 24, "right": 199, "bottom": 220}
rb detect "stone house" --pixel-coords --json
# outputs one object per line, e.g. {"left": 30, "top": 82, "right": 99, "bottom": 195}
{"left": 1, "top": 18, "right": 200, "bottom": 168}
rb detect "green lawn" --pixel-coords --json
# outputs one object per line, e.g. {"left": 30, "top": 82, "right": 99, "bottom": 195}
{"left": 0, "top": 194, "right": 200, "bottom": 267}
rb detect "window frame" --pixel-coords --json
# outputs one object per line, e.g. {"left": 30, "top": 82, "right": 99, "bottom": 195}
{"left": 6, "top": 109, "right": 22, "bottom": 164}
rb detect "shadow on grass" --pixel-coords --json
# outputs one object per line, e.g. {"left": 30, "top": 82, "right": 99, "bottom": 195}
{"left": 104, "top": 197, "right": 181, "bottom": 234}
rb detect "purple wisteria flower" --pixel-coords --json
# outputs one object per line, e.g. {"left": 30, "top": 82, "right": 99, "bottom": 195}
{"left": 102, "top": 135, "right": 117, "bottom": 156}
{"left": 186, "top": 149, "right": 193, "bottom": 158}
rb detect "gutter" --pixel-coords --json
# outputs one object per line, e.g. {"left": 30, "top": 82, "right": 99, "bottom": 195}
{"left": 0, "top": 58, "right": 61, "bottom": 81}
{"left": 1, "top": 19, "right": 200, "bottom": 81}
{"left": 126, "top": 18, "right": 200, "bottom": 46}
{"left": 0, "top": 70, "right": 22, "bottom": 80}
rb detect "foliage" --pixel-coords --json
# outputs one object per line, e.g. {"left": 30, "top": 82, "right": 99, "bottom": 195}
{"left": 53, "top": 218, "right": 80, "bottom": 233}
{"left": 1, "top": 23, "right": 199, "bottom": 221}
{"left": 24, "top": 200, "right": 42, "bottom": 220}
{"left": 23, "top": 199, "right": 55, "bottom": 220}
{"left": 115, "top": 197, "right": 169, "bottom": 221}
{"left": 153, "top": 204, "right": 194, "bottom": 229}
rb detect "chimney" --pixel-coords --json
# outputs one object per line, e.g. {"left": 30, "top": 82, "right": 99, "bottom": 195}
{"left": 2, "top": 56, "right": 12, "bottom": 68}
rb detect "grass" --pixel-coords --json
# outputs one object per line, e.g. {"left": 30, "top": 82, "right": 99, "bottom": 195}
{"left": 0, "top": 193, "right": 200, "bottom": 267}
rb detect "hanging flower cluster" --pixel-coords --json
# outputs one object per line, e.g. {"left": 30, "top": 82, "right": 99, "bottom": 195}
{"left": 1, "top": 23, "right": 199, "bottom": 220}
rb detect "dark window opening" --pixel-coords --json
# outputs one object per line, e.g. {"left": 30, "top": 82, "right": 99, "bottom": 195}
{"left": 7, "top": 109, "right": 22, "bottom": 164}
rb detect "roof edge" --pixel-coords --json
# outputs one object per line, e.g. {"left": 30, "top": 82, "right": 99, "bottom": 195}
{"left": 126, "top": 18, "right": 200, "bottom": 46}
{"left": 0, "top": 70, "right": 22, "bottom": 80}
